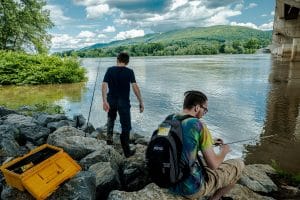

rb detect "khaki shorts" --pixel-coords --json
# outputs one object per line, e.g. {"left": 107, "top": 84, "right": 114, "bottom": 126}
{"left": 186, "top": 159, "right": 244, "bottom": 199}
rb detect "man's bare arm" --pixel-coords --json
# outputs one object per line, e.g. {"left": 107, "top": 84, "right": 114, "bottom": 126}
{"left": 202, "top": 144, "right": 230, "bottom": 170}
{"left": 132, "top": 83, "right": 144, "bottom": 113}
{"left": 101, "top": 82, "right": 110, "bottom": 112}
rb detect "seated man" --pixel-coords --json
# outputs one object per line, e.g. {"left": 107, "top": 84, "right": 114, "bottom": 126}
{"left": 169, "top": 90, "right": 244, "bottom": 200}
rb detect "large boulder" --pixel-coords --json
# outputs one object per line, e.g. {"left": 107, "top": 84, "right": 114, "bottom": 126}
{"left": 107, "top": 183, "right": 185, "bottom": 200}
{"left": 239, "top": 164, "right": 278, "bottom": 193}
{"left": 89, "top": 162, "right": 120, "bottom": 200}
{"left": 48, "top": 171, "right": 96, "bottom": 200}
{"left": 33, "top": 114, "right": 68, "bottom": 127}
{"left": 0, "top": 107, "right": 17, "bottom": 118}
{"left": 47, "top": 126, "right": 106, "bottom": 160}
{"left": 225, "top": 184, "right": 275, "bottom": 200}
{"left": 79, "top": 145, "right": 124, "bottom": 170}
{"left": 2, "top": 114, "right": 50, "bottom": 145}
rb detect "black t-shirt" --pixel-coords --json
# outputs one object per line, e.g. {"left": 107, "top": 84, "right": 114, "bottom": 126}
{"left": 103, "top": 66, "right": 136, "bottom": 102}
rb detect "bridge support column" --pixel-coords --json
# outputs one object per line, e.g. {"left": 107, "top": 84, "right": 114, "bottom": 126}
{"left": 291, "top": 38, "right": 300, "bottom": 61}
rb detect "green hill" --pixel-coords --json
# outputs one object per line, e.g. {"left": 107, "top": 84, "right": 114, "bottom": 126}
{"left": 57, "top": 25, "right": 272, "bottom": 57}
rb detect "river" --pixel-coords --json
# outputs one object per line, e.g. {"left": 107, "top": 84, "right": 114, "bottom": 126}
{"left": 0, "top": 54, "right": 299, "bottom": 173}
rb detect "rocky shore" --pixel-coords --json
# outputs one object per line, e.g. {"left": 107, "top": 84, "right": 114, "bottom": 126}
{"left": 0, "top": 106, "right": 299, "bottom": 200}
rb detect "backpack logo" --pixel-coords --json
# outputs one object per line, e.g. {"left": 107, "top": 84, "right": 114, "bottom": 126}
{"left": 145, "top": 114, "right": 191, "bottom": 188}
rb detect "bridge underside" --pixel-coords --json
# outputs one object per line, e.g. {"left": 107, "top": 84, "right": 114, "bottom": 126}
{"left": 272, "top": 0, "right": 300, "bottom": 61}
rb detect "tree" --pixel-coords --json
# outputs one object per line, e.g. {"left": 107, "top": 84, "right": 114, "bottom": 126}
{"left": 0, "top": 0, "right": 53, "bottom": 53}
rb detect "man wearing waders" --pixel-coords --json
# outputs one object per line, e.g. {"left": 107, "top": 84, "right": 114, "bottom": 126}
{"left": 102, "top": 52, "right": 144, "bottom": 158}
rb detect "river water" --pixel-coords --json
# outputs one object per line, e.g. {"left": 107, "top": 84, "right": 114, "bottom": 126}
{"left": 0, "top": 54, "right": 299, "bottom": 173}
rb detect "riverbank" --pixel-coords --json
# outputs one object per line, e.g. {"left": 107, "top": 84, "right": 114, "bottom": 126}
{"left": 0, "top": 51, "right": 86, "bottom": 85}
{"left": 0, "top": 106, "right": 299, "bottom": 199}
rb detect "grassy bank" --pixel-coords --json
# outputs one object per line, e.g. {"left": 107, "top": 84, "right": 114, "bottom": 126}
{"left": 0, "top": 51, "right": 86, "bottom": 85}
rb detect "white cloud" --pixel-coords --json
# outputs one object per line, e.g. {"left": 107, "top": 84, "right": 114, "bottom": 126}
{"left": 103, "top": 26, "right": 116, "bottom": 33}
{"left": 230, "top": 21, "right": 273, "bottom": 31}
{"left": 230, "top": 22, "right": 258, "bottom": 29}
{"left": 78, "top": 31, "right": 96, "bottom": 38}
{"left": 205, "top": 8, "right": 241, "bottom": 25}
{"left": 73, "top": 0, "right": 104, "bottom": 6}
{"left": 114, "top": 29, "right": 145, "bottom": 40}
{"left": 258, "top": 21, "right": 273, "bottom": 31}
{"left": 170, "top": 0, "right": 188, "bottom": 11}
{"left": 51, "top": 32, "right": 108, "bottom": 52}
{"left": 97, "top": 34, "right": 107, "bottom": 38}
{"left": 245, "top": 3, "right": 257, "bottom": 9}
{"left": 86, "top": 4, "right": 109, "bottom": 18}
{"left": 261, "top": 14, "right": 267, "bottom": 17}
{"left": 271, "top": 11, "right": 275, "bottom": 16}
{"left": 43, "top": 5, "right": 71, "bottom": 26}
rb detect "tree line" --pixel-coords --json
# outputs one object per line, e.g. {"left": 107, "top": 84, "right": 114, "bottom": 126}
{"left": 57, "top": 38, "right": 271, "bottom": 58}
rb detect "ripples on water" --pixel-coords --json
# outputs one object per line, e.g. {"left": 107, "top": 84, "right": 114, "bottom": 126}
{"left": 1, "top": 54, "right": 300, "bottom": 172}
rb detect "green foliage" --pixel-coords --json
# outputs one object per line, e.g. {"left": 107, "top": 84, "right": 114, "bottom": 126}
{"left": 0, "top": 50, "right": 86, "bottom": 85}
{"left": 0, "top": 0, "right": 53, "bottom": 53}
{"left": 271, "top": 160, "right": 300, "bottom": 185}
{"left": 56, "top": 26, "right": 272, "bottom": 57}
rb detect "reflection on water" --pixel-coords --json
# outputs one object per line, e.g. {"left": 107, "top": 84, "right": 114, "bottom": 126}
{"left": 0, "top": 83, "right": 86, "bottom": 108}
{"left": 0, "top": 55, "right": 300, "bottom": 172}
{"left": 244, "top": 59, "right": 300, "bottom": 173}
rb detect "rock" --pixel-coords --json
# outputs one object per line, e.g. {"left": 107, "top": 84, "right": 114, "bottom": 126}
{"left": 107, "top": 183, "right": 185, "bottom": 200}
{"left": 73, "top": 114, "right": 86, "bottom": 128}
{"left": 0, "top": 107, "right": 17, "bottom": 117}
{"left": 48, "top": 171, "right": 96, "bottom": 200}
{"left": 225, "top": 184, "right": 275, "bottom": 200}
{"left": 18, "top": 125, "right": 50, "bottom": 145}
{"left": 47, "top": 127, "right": 106, "bottom": 160}
{"left": 81, "top": 122, "right": 96, "bottom": 134}
{"left": 47, "top": 120, "right": 75, "bottom": 133}
{"left": 34, "top": 114, "right": 68, "bottom": 126}
{"left": 2, "top": 114, "right": 37, "bottom": 126}
{"left": 1, "top": 186, "right": 34, "bottom": 200}
{"left": 239, "top": 164, "right": 278, "bottom": 193}
{"left": 80, "top": 145, "right": 124, "bottom": 170}
{"left": 0, "top": 130, "right": 20, "bottom": 159}
{"left": 89, "top": 162, "right": 120, "bottom": 200}
{"left": 2, "top": 114, "right": 50, "bottom": 145}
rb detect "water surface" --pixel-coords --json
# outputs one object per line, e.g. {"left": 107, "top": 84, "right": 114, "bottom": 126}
{"left": 1, "top": 54, "right": 299, "bottom": 172}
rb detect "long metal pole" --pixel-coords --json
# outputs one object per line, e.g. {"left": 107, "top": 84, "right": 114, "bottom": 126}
{"left": 87, "top": 60, "right": 100, "bottom": 126}
{"left": 225, "top": 134, "right": 276, "bottom": 145}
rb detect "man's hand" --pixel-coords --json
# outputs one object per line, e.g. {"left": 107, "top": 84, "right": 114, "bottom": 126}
{"left": 103, "top": 101, "right": 110, "bottom": 112}
{"left": 214, "top": 138, "right": 224, "bottom": 146}
{"left": 220, "top": 144, "right": 231, "bottom": 155}
{"left": 139, "top": 102, "right": 144, "bottom": 113}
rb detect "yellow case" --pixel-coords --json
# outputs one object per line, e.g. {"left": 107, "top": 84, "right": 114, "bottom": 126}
{"left": 0, "top": 144, "right": 81, "bottom": 199}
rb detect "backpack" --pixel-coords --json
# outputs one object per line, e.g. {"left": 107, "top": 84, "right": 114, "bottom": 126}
{"left": 145, "top": 114, "right": 193, "bottom": 188}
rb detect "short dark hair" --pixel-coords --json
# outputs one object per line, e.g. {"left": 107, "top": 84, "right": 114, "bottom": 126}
{"left": 117, "top": 52, "right": 130, "bottom": 64}
{"left": 183, "top": 90, "right": 207, "bottom": 109}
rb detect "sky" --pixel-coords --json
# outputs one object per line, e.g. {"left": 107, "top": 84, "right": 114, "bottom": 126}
{"left": 45, "top": 0, "right": 276, "bottom": 52}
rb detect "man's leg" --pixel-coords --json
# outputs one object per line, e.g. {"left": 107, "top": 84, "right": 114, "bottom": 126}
{"left": 208, "top": 159, "right": 245, "bottom": 200}
{"left": 118, "top": 106, "right": 134, "bottom": 157}
{"left": 185, "top": 159, "right": 244, "bottom": 200}
{"left": 107, "top": 105, "right": 117, "bottom": 145}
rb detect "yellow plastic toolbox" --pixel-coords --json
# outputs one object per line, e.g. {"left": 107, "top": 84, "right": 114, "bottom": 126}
{"left": 0, "top": 144, "right": 81, "bottom": 199}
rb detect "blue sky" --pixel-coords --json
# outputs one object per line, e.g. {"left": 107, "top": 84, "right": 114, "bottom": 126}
{"left": 45, "top": 0, "right": 276, "bottom": 52}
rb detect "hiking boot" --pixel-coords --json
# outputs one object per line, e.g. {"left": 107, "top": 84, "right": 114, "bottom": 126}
{"left": 120, "top": 133, "right": 135, "bottom": 158}
{"left": 124, "top": 148, "right": 135, "bottom": 158}
{"left": 106, "top": 133, "right": 113, "bottom": 145}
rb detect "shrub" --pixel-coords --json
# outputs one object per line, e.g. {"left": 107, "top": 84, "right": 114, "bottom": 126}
{"left": 0, "top": 51, "right": 86, "bottom": 85}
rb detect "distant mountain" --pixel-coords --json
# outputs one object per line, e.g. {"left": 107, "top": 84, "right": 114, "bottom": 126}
{"left": 57, "top": 25, "right": 272, "bottom": 57}
{"left": 82, "top": 25, "right": 272, "bottom": 50}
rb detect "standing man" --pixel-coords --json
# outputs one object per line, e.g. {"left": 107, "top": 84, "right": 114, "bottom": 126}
{"left": 102, "top": 52, "right": 144, "bottom": 158}
{"left": 170, "top": 90, "right": 244, "bottom": 200}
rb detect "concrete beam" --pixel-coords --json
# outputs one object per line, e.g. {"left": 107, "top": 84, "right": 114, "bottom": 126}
{"left": 291, "top": 38, "right": 300, "bottom": 61}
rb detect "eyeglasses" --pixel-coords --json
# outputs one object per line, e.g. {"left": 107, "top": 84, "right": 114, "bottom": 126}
{"left": 200, "top": 105, "right": 208, "bottom": 114}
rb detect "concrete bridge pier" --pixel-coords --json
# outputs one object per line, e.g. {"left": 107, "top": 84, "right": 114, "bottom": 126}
{"left": 291, "top": 38, "right": 300, "bottom": 61}
{"left": 272, "top": 0, "right": 300, "bottom": 61}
